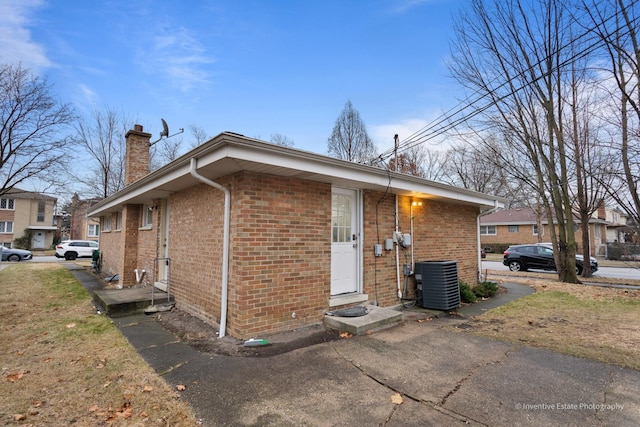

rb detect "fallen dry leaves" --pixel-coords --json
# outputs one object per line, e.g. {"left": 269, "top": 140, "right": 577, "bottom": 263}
{"left": 391, "top": 393, "right": 404, "bottom": 405}
{"left": 0, "top": 263, "right": 199, "bottom": 426}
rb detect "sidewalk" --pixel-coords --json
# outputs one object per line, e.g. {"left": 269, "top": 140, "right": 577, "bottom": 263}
{"left": 67, "top": 266, "right": 640, "bottom": 426}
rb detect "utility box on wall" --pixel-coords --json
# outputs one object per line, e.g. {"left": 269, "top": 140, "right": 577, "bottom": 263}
{"left": 414, "top": 260, "right": 460, "bottom": 310}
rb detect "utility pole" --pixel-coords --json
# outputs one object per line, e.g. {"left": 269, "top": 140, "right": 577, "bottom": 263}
{"left": 394, "top": 134, "right": 399, "bottom": 172}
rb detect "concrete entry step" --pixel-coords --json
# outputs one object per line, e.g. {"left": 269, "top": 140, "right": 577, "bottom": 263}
{"left": 324, "top": 305, "right": 403, "bottom": 335}
{"left": 94, "top": 286, "right": 170, "bottom": 317}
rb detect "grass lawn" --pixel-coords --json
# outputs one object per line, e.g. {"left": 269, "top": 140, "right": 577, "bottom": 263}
{"left": 0, "top": 263, "right": 199, "bottom": 426}
{"left": 461, "top": 274, "right": 640, "bottom": 371}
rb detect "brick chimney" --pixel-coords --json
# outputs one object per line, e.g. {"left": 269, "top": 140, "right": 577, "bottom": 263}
{"left": 124, "top": 124, "right": 152, "bottom": 185}
{"left": 597, "top": 199, "right": 606, "bottom": 220}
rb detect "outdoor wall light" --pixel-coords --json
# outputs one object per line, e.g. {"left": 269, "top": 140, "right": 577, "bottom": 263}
{"left": 412, "top": 201, "right": 423, "bottom": 207}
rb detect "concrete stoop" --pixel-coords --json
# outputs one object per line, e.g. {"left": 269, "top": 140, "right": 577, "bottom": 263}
{"left": 324, "top": 305, "right": 403, "bottom": 335}
{"left": 93, "top": 286, "right": 170, "bottom": 317}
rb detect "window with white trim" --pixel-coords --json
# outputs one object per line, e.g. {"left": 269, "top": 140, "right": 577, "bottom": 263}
{"left": 37, "top": 201, "right": 45, "bottom": 222}
{"left": 533, "top": 224, "right": 544, "bottom": 235}
{"left": 115, "top": 212, "right": 122, "bottom": 231}
{"left": 103, "top": 215, "right": 111, "bottom": 232}
{"left": 508, "top": 225, "right": 519, "bottom": 232}
{"left": 0, "top": 198, "right": 15, "bottom": 210}
{"left": 0, "top": 221, "right": 14, "bottom": 233}
{"left": 141, "top": 205, "right": 153, "bottom": 228}
{"left": 480, "top": 225, "right": 496, "bottom": 235}
{"left": 88, "top": 224, "right": 100, "bottom": 237}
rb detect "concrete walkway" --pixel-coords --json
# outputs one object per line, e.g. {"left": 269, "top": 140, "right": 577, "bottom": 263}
{"left": 66, "top": 267, "right": 640, "bottom": 427}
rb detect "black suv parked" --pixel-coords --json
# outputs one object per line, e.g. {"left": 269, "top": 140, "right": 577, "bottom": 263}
{"left": 503, "top": 243, "right": 598, "bottom": 275}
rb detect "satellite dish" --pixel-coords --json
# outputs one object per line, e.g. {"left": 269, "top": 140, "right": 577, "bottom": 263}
{"left": 160, "top": 118, "right": 169, "bottom": 138}
{"left": 150, "top": 118, "right": 184, "bottom": 146}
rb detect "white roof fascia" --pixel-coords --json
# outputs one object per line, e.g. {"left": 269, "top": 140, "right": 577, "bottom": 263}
{"left": 89, "top": 133, "right": 504, "bottom": 216}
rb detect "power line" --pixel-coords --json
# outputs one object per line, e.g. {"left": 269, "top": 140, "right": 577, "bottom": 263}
{"left": 379, "top": 0, "right": 639, "bottom": 160}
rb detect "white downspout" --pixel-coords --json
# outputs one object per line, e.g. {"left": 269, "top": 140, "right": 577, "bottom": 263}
{"left": 478, "top": 200, "right": 500, "bottom": 281}
{"left": 189, "top": 158, "right": 230, "bottom": 338}
{"left": 395, "top": 194, "right": 401, "bottom": 298}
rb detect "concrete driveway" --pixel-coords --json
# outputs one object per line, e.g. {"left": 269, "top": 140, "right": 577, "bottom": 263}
{"left": 110, "top": 311, "right": 639, "bottom": 427}
{"left": 58, "top": 265, "right": 640, "bottom": 426}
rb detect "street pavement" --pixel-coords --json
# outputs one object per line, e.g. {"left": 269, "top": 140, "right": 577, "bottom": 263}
{"left": 59, "top": 265, "right": 640, "bottom": 427}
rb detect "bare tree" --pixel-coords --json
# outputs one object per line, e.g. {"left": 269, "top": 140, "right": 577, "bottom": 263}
{"left": 74, "top": 107, "right": 131, "bottom": 198}
{"left": 0, "top": 63, "right": 75, "bottom": 197}
{"left": 449, "top": 0, "right": 584, "bottom": 282}
{"left": 327, "top": 100, "right": 377, "bottom": 163}
{"left": 188, "top": 124, "right": 210, "bottom": 150}
{"left": 151, "top": 136, "right": 184, "bottom": 171}
{"left": 584, "top": 0, "right": 640, "bottom": 225}
{"left": 388, "top": 144, "right": 430, "bottom": 177}
{"left": 270, "top": 133, "right": 295, "bottom": 147}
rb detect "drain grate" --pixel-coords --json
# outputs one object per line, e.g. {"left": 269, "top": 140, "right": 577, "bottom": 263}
{"left": 327, "top": 306, "right": 369, "bottom": 317}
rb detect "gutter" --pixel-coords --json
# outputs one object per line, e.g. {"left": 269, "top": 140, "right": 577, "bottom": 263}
{"left": 189, "top": 158, "right": 231, "bottom": 338}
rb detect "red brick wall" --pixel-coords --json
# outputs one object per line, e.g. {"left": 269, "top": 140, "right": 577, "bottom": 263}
{"left": 228, "top": 173, "right": 331, "bottom": 338}
{"left": 99, "top": 170, "right": 484, "bottom": 338}
{"left": 409, "top": 199, "right": 479, "bottom": 285}
{"left": 362, "top": 194, "right": 480, "bottom": 304}
{"left": 98, "top": 212, "right": 121, "bottom": 277}
{"left": 167, "top": 172, "right": 332, "bottom": 339}
{"left": 0, "top": 208, "right": 14, "bottom": 246}
{"left": 362, "top": 190, "right": 397, "bottom": 306}
{"left": 168, "top": 184, "right": 225, "bottom": 327}
{"left": 124, "top": 126, "right": 151, "bottom": 186}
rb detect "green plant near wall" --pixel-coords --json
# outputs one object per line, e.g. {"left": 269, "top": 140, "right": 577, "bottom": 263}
{"left": 12, "top": 229, "right": 33, "bottom": 250}
{"left": 459, "top": 281, "right": 477, "bottom": 303}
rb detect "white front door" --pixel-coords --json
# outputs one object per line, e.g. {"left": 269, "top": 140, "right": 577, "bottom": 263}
{"left": 32, "top": 232, "right": 45, "bottom": 249}
{"left": 156, "top": 200, "right": 170, "bottom": 291}
{"left": 331, "top": 188, "right": 359, "bottom": 295}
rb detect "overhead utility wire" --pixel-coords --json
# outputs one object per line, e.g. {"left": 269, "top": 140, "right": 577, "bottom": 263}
{"left": 381, "top": 0, "right": 638, "bottom": 158}
{"left": 378, "top": 1, "right": 639, "bottom": 161}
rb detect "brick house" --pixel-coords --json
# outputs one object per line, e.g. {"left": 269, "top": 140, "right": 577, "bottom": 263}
{"left": 88, "top": 125, "right": 504, "bottom": 339}
{"left": 65, "top": 193, "right": 101, "bottom": 241}
{"left": 0, "top": 188, "right": 58, "bottom": 250}
{"left": 480, "top": 207, "right": 608, "bottom": 256}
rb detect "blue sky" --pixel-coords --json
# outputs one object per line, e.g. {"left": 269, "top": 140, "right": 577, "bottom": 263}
{"left": 1, "top": 0, "right": 466, "bottom": 156}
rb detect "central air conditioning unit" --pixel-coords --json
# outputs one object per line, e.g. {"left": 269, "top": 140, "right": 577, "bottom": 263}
{"left": 414, "top": 260, "right": 460, "bottom": 310}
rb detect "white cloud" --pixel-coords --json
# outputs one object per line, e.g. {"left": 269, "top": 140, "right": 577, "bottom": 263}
{"left": 140, "top": 26, "right": 216, "bottom": 92}
{"left": 79, "top": 83, "right": 98, "bottom": 106}
{"left": 370, "top": 112, "right": 458, "bottom": 159}
{"left": 392, "top": 0, "right": 434, "bottom": 14}
{"left": 0, "top": 0, "right": 51, "bottom": 71}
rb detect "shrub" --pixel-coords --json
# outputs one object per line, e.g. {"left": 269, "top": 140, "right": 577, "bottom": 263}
{"left": 12, "top": 229, "right": 33, "bottom": 250}
{"left": 459, "top": 281, "right": 477, "bottom": 303}
{"left": 473, "top": 281, "right": 498, "bottom": 298}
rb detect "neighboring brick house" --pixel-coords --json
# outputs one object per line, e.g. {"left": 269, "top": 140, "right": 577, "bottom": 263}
{"left": 88, "top": 125, "right": 504, "bottom": 339}
{"left": 0, "top": 188, "right": 58, "bottom": 250}
{"left": 480, "top": 207, "right": 608, "bottom": 256}
{"left": 65, "top": 193, "right": 101, "bottom": 241}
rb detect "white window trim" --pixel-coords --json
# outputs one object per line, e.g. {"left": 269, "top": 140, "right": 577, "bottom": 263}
{"left": 0, "top": 198, "right": 15, "bottom": 210}
{"left": 102, "top": 215, "right": 112, "bottom": 232}
{"left": 115, "top": 212, "right": 122, "bottom": 231}
{"left": 141, "top": 205, "right": 153, "bottom": 229}
{"left": 480, "top": 225, "right": 496, "bottom": 236}
{"left": 88, "top": 223, "right": 100, "bottom": 238}
{"left": 533, "top": 224, "right": 544, "bottom": 236}
{"left": 0, "top": 221, "right": 14, "bottom": 233}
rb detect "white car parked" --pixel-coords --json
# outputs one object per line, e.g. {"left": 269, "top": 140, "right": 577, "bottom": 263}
{"left": 55, "top": 240, "right": 99, "bottom": 260}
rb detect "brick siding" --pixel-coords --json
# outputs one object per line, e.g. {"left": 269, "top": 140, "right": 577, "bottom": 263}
{"left": 99, "top": 170, "right": 483, "bottom": 338}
